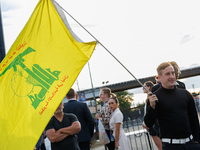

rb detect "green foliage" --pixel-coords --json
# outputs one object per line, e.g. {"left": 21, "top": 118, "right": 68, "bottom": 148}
{"left": 96, "top": 99, "right": 103, "bottom": 106}
{"left": 137, "top": 102, "right": 145, "bottom": 107}
{"left": 136, "top": 102, "right": 145, "bottom": 111}
{"left": 114, "top": 91, "right": 134, "bottom": 112}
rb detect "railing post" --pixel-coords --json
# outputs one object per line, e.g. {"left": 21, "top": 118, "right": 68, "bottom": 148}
{"left": 145, "top": 132, "right": 153, "bottom": 150}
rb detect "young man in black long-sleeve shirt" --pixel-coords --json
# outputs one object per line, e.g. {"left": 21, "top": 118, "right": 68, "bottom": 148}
{"left": 144, "top": 62, "right": 200, "bottom": 150}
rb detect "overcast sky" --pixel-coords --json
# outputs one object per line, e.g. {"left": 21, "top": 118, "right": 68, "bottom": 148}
{"left": 1, "top": 0, "right": 200, "bottom": 103}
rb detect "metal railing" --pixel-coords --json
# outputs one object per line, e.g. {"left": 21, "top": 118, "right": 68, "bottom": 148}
{"left": 123, "top": 118, "right": 157, "bottom": 150}
{"left": 121, "top": 100, "right": 200, "bottom": 150}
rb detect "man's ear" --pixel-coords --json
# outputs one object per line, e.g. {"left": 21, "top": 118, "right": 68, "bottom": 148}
{"left": 158, "top": 75, "right": 162, "bottom": 81}
{"left": 105, "top": 93, "right": 108, "bottom": 98}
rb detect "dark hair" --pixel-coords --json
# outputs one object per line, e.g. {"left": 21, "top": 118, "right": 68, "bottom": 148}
{"left": 66, "top": 88, "right": 75, "bottom": 99}
{"left": 144, "top": 81, "right": 154, "bottom": 91}
{"left": 110, "top": 96, "right": 118, "bottom": 104}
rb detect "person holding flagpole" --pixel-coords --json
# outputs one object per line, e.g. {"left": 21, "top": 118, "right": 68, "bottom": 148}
{"left": 144, "top": 62, "right": 200, "bottom": 150}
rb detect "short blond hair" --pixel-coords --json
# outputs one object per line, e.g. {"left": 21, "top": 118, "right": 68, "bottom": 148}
{"left": 101, "top": 87, "right": 112, "bottom": 98}
{"left": 156, "top": 62, "right": 172, "bottom": 76}
{"left": 169, "top": 61, "right": 181, "bottom": 74}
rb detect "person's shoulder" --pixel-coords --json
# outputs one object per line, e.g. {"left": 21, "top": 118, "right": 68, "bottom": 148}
{"left": 153, "top": 86, "right": 162, "bottom": 94}
{"left": 104, "top": 101, "right": 109, "bottom": 106}
{"left": 115, "top": 108, "right": 122, "bottom": 115}
{"left": 65, "top": 100, "right": 77, "bottom": 105}
{"left": 64, "top": 113, "right": 77, "bottom": 118}
{"left": 116, "top": 111, "right": 123, "bottom": 116}
{"left": 76, "top": 101, "right": 87, "bottom": 107}
{"left": 152, "top": 83, "right": 161, "bottom": 93}
{"left": 49, "top": 115, "right": 55, "bottom": 121}
{"left": 176, "top": 80, "right": 186, "bottom": 89}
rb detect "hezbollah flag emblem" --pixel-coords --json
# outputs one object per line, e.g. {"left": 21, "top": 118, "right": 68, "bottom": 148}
{"left": 0, "top": 0, "right": 97, "bottom": 149}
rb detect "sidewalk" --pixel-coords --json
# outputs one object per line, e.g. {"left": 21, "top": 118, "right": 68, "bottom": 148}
{"left": 90, "top": 128, "right": 156, "bottom": 150}
{"left": 91, "top": 145, "right": 105, "bottom": 150}
{"left": 90, "top": 140, "right": 105, "bottom": 150}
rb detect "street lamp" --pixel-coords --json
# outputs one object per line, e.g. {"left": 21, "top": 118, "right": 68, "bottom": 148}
{"left": 76, "top": 80, "right": 80, "bottom": 91}
{"left": 88, "top": 62, "right": 97, "bottom": 112}
{"left": 102, "top": 81, "right": 109, "bottom": 87}
{"left": 192, "top": 84, "right": 195, "bottom": 92}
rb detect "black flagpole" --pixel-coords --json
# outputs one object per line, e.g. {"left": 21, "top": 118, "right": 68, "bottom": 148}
{"left": 0, "top": 2, "right": 5, "bottom": 62}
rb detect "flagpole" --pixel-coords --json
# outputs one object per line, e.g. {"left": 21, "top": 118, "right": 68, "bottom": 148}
{"left": 56, "top": 2, "right": 150, "bottom": 93}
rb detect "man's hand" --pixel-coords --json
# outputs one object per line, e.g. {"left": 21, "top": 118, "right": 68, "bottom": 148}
{"left": 148, "top": 92, "right": 158, "bottom": 109}
{"left": 142, "top": 124, "right": 148, "bottom": 131}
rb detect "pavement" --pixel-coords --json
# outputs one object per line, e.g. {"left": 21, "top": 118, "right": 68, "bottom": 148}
{"left": 90, "top": 127, "right": 156, "bottom": 150}
{"left": 91, "top": 145, "right": 105, "bottom": 150}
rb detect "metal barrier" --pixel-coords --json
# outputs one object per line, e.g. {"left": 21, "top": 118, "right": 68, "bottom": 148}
{"left": 121, "top": 99, "right": 200, "bottom": 150}
{"left": 123, "top": 119, "right": 157, "bottom": 150}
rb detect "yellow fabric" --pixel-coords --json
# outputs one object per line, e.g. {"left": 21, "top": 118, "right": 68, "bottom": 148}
{"left": 0, "top": 0, "right": 96, "bottom": 149}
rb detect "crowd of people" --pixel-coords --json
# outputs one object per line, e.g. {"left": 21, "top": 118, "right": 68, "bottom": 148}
{"left": 35, "top": 61, "right": 200, "bottom": 150}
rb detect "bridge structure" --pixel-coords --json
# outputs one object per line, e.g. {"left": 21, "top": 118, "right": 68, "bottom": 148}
{"left": 77, "top": 66, "right": 200, "bottom": 101}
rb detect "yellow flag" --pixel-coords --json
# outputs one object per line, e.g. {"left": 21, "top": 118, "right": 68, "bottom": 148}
{"left": 0, "top": 0, "right": 96, "bottom": 149}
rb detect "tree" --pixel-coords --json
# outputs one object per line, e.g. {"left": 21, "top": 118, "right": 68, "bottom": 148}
{"left": 96, "top": 98, "right": 103, "bottom": 106}
{"left": 114, "top": 90, "right": 134, "bottom": 112}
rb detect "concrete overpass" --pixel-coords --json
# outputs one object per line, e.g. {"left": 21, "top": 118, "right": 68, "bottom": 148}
{"left": 77, "top": 66, "right": 200, "bottom": 100}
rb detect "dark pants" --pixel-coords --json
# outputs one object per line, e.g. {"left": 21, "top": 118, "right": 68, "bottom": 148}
{"left": 78, "top": 141, "right": 90, "bottom": 150}
{"left": 41, "top": 143, "right": 46, "bottom": 150}
{"left": 162, "top": 140, "right": 200, "bottom": 150}
{"left": 105, "top": 130, "right": 115, "bottom": 150}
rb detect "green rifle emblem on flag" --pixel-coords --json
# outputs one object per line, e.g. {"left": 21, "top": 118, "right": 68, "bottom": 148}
{"left": 0, "top": 47, "right": 61, "bottom": 109}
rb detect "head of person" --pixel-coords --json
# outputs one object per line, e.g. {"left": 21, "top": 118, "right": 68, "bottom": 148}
{"left": 143, "top": 81, "right": 154, "bottom": 93}
{"left": 66, "top": 88, "right": 76, "bottom": 100}
{"left": 169, "top": 61, "right": 181, "bottom": 80}
{"left": 75, "top": 92, "right": 79, "bottom": 101}
{"left": 156, "top": 62, "right": 176, "bottom": 89}
{"left": 155, "top": 75, "right": 161, "bottom": 84}
{"left": 99, "top": 87, "right": 111, "bottom": 103}
{"left": 55, "top": 101, "right": 64, "bottom": 114}
{"left": 109, "top": 94, "right": 119, "bottom": 111}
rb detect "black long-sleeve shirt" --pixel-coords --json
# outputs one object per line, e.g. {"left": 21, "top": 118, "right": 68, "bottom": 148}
{"left": 144, "top": 86, "right": 199, "bottom": 141}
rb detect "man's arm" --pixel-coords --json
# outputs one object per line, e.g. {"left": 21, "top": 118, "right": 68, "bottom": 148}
{"left": 46, "top": 121, "right": 81, "bottom": 143}
{"left": 114, "top": 123, "right": 121, "bottom": 149}
{"left": 59, "top": 121, "right": 81, "bottom": 135}
{"left": 187, "top": 94, "right": 200, "bottom": 142}
{"left": 144, "top": 93, "right": 158, "bottom": 128}
{"left": 100, "top": 103, "right": 112, "bottom": 124}
{"left": 46, "top": 128, "right": 69, "bottom": 143}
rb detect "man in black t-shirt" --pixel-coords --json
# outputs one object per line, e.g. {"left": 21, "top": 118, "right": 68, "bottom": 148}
{"left": 46, "top": 102, "right": 81, "bottom": 150}
{"left": 144, "top": 62, "right": 200, "bottom": 150}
